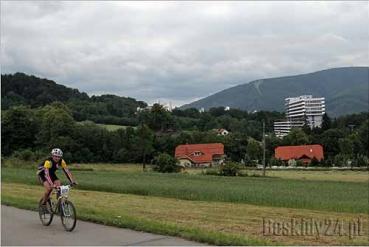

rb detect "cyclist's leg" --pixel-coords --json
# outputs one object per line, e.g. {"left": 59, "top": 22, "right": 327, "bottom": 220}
{"left": 42, "top": 181, "right": 52, "bottom": 204}
{"left": 53, "top": 179, "right": 61, "bottom": 198}
{"left": 38, "top": 172, "right": 52, "bottom": 204}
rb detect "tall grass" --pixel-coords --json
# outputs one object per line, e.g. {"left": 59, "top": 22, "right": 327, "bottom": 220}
{"left": 2, "top": 167, "right": 367, "bottom": 213}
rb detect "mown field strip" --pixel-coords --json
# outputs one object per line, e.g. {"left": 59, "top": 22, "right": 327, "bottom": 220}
{"left": 2, "top": 167, "right": 368, "bottom": 213}
{"left": 2, "top": 182, "right": 368, "bottom": 246}
{"left": 248, "top": 169, "right": 369, "bottom": 183}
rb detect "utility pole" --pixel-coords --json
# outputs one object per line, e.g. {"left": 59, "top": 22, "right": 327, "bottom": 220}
{"left": 348, "top": 124, "right": 355, "bottom": 133}
{"left": 262, "top": 120, "right": 266, "bottom": 177}
{"left": 348, "top": 124, "right": 356, "bottom": 170}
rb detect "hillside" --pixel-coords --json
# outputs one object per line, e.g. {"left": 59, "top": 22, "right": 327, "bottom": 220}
{"left": 181, "top": 67, "right": 369, "bottom": 117}
{"left": 1, "top": 73, "right": 147, "bottom": 125}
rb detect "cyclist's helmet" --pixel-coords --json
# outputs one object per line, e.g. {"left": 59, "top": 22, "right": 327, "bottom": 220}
{"left": 51, "top": 148, "right": 63, "bottom": 157}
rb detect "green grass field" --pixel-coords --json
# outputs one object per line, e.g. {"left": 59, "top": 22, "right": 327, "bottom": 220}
{"left": 2, "top": 164, "right": 368, "bottom": 245}
{"left": 77, "top": 121, "right": 135, "bottom": 131}
{"left": 2, "top": 167, "right": 367, "bottom": 213}
{"left": 96, "top": 123, "right": 132, "bottom": 131}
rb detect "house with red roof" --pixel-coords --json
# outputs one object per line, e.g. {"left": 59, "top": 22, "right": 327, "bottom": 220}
{"left": 213, "top": 128, "right": 230, "bottom": 136}
{"left": 275, "top": 144, "right": 324, "bottom": 165}
{"left": 175, "top": 143, "right": 225, "bottom": 168}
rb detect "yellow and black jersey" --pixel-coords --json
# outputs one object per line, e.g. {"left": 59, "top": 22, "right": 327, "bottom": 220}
{"left": 37, "top": 158, "right": 73, "bottom": 184}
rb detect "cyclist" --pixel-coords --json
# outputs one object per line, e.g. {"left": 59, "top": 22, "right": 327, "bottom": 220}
{"left": 37, "top": 148, "right": 77, "bottom": 206}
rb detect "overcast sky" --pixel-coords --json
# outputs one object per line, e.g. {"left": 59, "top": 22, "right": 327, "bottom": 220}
{"left": 1, "top": 1, "right": 368, "bottom": 106}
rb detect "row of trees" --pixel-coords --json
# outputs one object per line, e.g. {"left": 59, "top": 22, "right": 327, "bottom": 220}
{"left": 2, "top": 102, "right": 368, "bottom": 167}
{"left": 2, "top": 103, "right": 256, "bottom": 164}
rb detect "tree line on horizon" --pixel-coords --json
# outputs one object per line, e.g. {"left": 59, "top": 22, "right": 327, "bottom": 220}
{"left": 2, "top": 72, "right": 368, "bottom": 167}
{"left": 2, "top": 101, "right": 368, "bottom": 167}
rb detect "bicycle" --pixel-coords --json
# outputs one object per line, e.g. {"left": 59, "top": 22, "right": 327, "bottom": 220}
{"left": 38, "top": 183, "right": 77, "bottom": 231}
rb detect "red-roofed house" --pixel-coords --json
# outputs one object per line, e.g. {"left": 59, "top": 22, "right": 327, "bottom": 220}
{"left": 214, "top": 128, "right": 229, "bottom": 136}
{"left": 175, "top": 143, "right": 225, "bottom": 167}
{"left": 275, "top": 144, "right": 324, "bottom": 165}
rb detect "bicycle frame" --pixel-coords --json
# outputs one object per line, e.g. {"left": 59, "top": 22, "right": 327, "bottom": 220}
{"left": 50, "top": 185, "right": 71, "bottom": 214}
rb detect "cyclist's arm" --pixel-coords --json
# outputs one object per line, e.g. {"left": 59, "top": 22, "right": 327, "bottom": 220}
{"left": 43, "top": 161, "right": 53, "bottom": 186}
{"left": 61, "top": 159, "right": 74, "bottom": 183}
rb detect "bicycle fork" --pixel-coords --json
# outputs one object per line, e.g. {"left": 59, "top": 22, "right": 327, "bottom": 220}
{"left": 59, "top": 200, "right": 71, "bottom": 217}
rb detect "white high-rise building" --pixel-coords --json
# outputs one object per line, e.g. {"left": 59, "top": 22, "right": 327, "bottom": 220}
{"left": 274, "top": 95, "right": 325, "bottom": 137}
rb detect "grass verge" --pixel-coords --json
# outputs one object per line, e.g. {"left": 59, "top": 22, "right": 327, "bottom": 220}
{"left": 2, "top": 182, "right": 368, "bottom": 245}
{"left": 1, "top": 182, "right": 270, "bottom": 246}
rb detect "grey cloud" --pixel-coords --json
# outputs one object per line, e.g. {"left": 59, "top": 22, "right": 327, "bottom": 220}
{"left": 1, "top": 1, "right": 368, "bottom": 106}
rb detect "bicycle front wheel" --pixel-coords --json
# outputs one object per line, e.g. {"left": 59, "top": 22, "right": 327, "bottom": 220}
{"left": 38, "top": 198, "right": 53, "bottom": 226}
{"left": 60, "top": 200, "right": 77, "bottom": 232}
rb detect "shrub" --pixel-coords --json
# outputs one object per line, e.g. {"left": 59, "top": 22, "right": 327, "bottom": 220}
{"left": 321, "top": 157, "right": 334, "bottom": 167}
{"left": 152, "top": 153, "right": 180, "bottom": 173}
{"left": 243, "top": 154, "right": 253, "bottom": 166}
{"left": 356, "top": 155, "right": 368, "bottom": 167}
{"left": 219, "top": 162, "right": 241, "bottom": 176}
{"left": 11, "top": 149, "right": 34, "bottom": 161}
{"left": 310, "top": 157, "right": 320, "bottom": 167}
{"left": 334, "top": 154, "right": 349, "bottom": 167}
{"left": 73, "top": 148, "right": 95, "bottom": 163}
{"left": 296, "top": 160, "right": 305, "bottom": 167}
{"left": 270, "top": 157, "right": 284, "bottom": 166}
{"left": 288, "top": 159, "right": 296, "bottom": 167}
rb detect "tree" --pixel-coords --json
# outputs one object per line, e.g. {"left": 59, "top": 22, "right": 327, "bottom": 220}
{"left": 356, "top": 155, "right": 368, "bottom": 167}
{"left": 320, "top": 128, "right": 345, "bottom": 159}
{"left": 224, "top": 133, "right": 248, "bottom": 162}
{"left": 153, "top": 134, "right": 176, "bottom": 156}
{"left": 73, "top": 122, "right": 110, "bottom": 162}
{"left": 321, "top": 113, "right": 331, "bottom": 131}
{"left": 334, "top": 154, "right": 349, "bottom": 167}
{"left": 246, "top": 139, "right": 262, "bottom": 162}
{"left": 36, "top": 103, "right": 76, "bottom": 149}
{"left": 243, "top": 153, "right": 252, "bottom": 166}
{"left": 2, "top": 106, "right": 38, "bottom": 156}
{"left": 219, "top": 162, "right": 241, "bottom": 176}
{"left": 198, "top": 113, "right": 215, "bottom": 131}
{"left": 265, "top": 134, "right": 282, "bottom": 162}
{"left": 301, "top": 114, "right": 311, "bottom": 135}
{"left": 209, "top": 107, "right": 226, "bottom": 117}
{"left": 217, "top": 115, "right": 233, "bottom": 130}
{"left": 282, "top": 128, "right": 309, "bottom": 146}
{"left": 348, "top": 133, "right": 362, "bottom": 159}
{"left": 358, "top": 120, "right": 368, "bottom": 155}
{"left": 338, "top": 138, "right": 354, "bottom": 158}
{"left": 138, "top": 104, "right": 175, "bottom": 132}
{"left": 136, "top": 124, "right": 154, "bottom": 171}
{"left": 152, "top": 153, "right": 180, "bottom": 173}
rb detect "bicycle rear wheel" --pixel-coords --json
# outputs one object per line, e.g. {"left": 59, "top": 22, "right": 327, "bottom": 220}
{"left": 60, "top": 200, "right": 77, "bottom": 232}
{"left": 38, "top": 198, "right": 53, "bottom": 226}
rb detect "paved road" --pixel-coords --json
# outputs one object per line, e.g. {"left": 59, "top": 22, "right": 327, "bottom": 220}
{"left": 1, "top": 206, "right": 204, "bottom": 246}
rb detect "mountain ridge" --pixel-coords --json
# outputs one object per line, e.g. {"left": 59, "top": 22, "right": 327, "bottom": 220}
{"left": 180, "top": 67, "right": 369, "bottom": 116}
